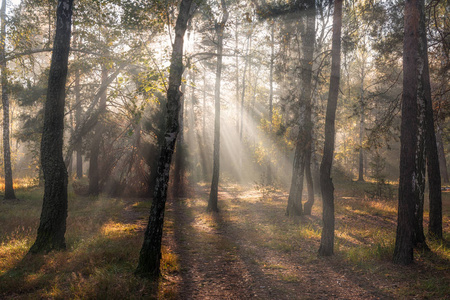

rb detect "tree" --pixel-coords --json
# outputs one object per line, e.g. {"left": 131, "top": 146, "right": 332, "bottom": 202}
{"left": 88, "top": 65, "right": 108, "bottom": 196}
{"left": 208, "top": 0, "right": 228, "bottom": 212}
{"left": 1, "top": 0, "right": 16, "bottom": 200}
{"left": 286, "top": 0, "right": 316, "bottom": 216}
{"left": 394, "top": 0, "right": 431, "bottom": 264}
{"left": 318, "top": 0, "right": 343, "bottom": 257}
{"left": 29, "top": 0, "right": 73, "bottom": 253}
{"left": 422, "top": 8, "right": 443, "bottom": 241}
{"left": 135, "top": 0, "right": 194, "bottom": 278}
{"left": 266, "top": 20, "right": 274, "bottom": 184}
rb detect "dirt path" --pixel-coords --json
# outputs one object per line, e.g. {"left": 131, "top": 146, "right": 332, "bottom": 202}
{"left": 162, "top": 184, "right": 397, "bottom": 299}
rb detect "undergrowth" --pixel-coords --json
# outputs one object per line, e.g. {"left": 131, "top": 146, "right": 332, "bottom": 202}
{"left": 0, "top": 184, "right": 178, "bottom": 299}
{"left": 0, "top": 180, "right": 449, "bottom": 299}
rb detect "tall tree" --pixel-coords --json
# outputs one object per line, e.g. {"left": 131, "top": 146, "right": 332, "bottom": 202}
{"left": 318, "top": 0, "right": 343, "bottom": 256}
{"left": 422, "top": 7, "right": 443, "bottom": 241}
{"left": 1, "top": 0, "right": 16, "bottom": 200}
{"left": 172, "top": 68, "right": 187, "bottom": 198}
{"left": 88, "top": 65, "right": 108, "bottom": 196}
{"left": 287, "top": 0, "right": 316, "bottom": 216}
{"left": 394, "top": 0, "right": 429, "bottom": 264}
{"left": 29, "top": 0, "right": 73, "bottom": 253}
{"left": 135, "top": 0, "right": 194, "bottom": 278}
{"left": 208, "top": 0, "right": 229, "bottom": 212}
{"left": 74, "top": 66, "right": 83, "bottom": 179}
{"left": 436, "top": 126, "right": 449, "bottom": 184}
{"left": 357, "top": 57, "right": 366, "bottom": 182}
{"left": 266, "top": 20, "right": 274, "bottom": 185}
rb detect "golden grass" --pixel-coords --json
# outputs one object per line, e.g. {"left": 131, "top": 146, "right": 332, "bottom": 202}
{"left": 1, "top": 180, "right": 449, "bottom": 299}
{"left": 0, "top": 186, "right": 178, "bottom": 299}
{"left": 0, "top": 176, "right": 38, "bottom": 190}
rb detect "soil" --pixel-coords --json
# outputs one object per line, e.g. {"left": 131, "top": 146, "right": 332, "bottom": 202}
{"left": 150, "top": 184, "right": 418, "bottom": 300}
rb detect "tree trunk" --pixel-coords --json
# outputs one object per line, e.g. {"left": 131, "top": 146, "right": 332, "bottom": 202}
{"left": 173, "top": 77, "right": 186, "bottom": 198}
{"left": 301, "top": 0, "right": 315, "bottom": 216}
{"left": 267, "top": 21, "right": 274, "bottom": 185}
{"left": 436, "top": 125, "right": 449, "bottom": 183}
{"left": 75, "top": 67, "right": 83, "bottom": 179}
{"left": 208, "top": 0, "right": 228, "bottom": 212}
{"left": 394, "top": 0, "right": 429, "bottom": 264}
{"left": 240, "top": 36, "right": 250, "bottom": 140}
{"left": 318, "top": 0, "right": 342, "bottom": 257}
{"left": 412, "top": 101, "right": 427, "bottom": 249}
{"left": 1, "top": 0, "right": 16, "bottom": 200}
{"left": 135, "top": 0, "right": 193, "bottom": 278}
{"left": 235, "top": 17, "right": 240, "bottom": 131}
{"left": 287, "top": 3, "right": 316, "bottom": 217}
{"left": 88, "top": 65, "right": 108, "bottom": 196}
{"left": 357, "top": 66, "right": 365, "bottom": 182}
{"left": 29, "top": 0, "right": 73, "bottom": 254}
{"left": 287, "top": 139, "right": 305, "bottom": 216}
{"left": 421, "top": 14, "right": 442, "bottom": 240}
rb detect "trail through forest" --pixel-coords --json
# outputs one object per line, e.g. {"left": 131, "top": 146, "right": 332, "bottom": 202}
{"left": 151, "top": 183, "right": 449, "bottom": 299}
{"left": 0, "top": 183, "right": 448, "bottom": 299}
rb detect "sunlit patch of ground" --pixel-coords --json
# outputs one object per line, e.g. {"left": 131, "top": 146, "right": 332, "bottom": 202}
{"left": 169, "top": 181, "right": 449, "bottom": 299}
{"left": 0, "top": 187, "right": 176, "bottom": 299}
{"left": 0, "top": 181, "right": 449, "bottom": 299}
{"left": 0, "top": 177, "right": 37, "bottom": 191}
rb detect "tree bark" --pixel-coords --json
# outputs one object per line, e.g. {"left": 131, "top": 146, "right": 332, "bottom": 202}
{"left": 421, "top": 12, "right": 442, "bottom": 240}
{"left": 208, "top": 0, "right": 228, "bottom": 212}
{"left": 357, "top": 65, "right": 365, "bottom": 182}
{"left": 240, "top": 36, "right": 250, "bottom": 140}
{"left": 75, "top": 67, "right": 83, "bottom": 179}
{"left": 436, "top": 125, "right": 449, "bottom": 183}
{"left": 1, "top": 0, "right": 16, "bottom": 200}
{"left": 318, "top": 0, "right": 342, "bottom": 257}
{"left": 135, "top": 0, "right": 193, "bottom": 278}
{"left": 287, "top": 1, "right": 315, "bottom": 216}
{"left": 301, "top": 1, "right": 315, "bottom": 216}
{"left": 235, "top": 17, "right": 240, "bottom": 131}
{"left": 267, "top": 21, "right": 274, "bottom": 185}
{"left": 88, "top": 65, "right": 108, "bottom": 196}
{"left": 173, "top": 77, "right": 186, "bottom": 198}
{"left": 394, "top": 0, "right": 429, "bottom": 264}
{"left": 29, "top": 0, "right": 73, "bottom": 254}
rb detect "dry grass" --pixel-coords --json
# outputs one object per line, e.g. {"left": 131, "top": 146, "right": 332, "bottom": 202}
{"left": 0, "top": 180, "right": 449, "bottom": 299}
{"left": 0, "top": 184, "right": 178, "bottom": 299}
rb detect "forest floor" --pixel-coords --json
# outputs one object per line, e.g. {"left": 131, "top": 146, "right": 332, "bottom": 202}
{"left": 0, "top": 180, "right": 449, "bottom": 299}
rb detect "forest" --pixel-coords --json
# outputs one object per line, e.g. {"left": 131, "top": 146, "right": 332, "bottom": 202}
{"left": 0, "top": 0, "right": 449, "bottom": 298}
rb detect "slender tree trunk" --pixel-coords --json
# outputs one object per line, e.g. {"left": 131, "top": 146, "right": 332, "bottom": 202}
{"left": 301, "top": 1, "right": 316, "bottom": 215}
{"left": 412, "top": 101, "right": 427, "bottom": 249}
{"left": 421, "top": 16, "right": 442, "bottom": 240}
{"left": 436, "top": 125, "right": 449, "bottom": 183}
{"left": 240, "top": 36, "right": 250, "bottom": 140}
{"left": 88, "top": 65, "right": 108, "bottom": 196}
{"left": 75, "top": 67, "right": 83, "bottom": 179}
{"left": 394, "top": 0, "right": 429, "bottom": 264}
{"left": 357, "top": 66, "right": 365, "bottom": 182}
{"left": 1, "top": 0, "right": 16, "bottom": 200}
{"left": 29, "top": 0, "right": 73, "bottom": 254}
{"left": 173, "top": 76, "right": 186, "bottom": 198}
{"left": 318, "top": 0, "right": 342, "bottom": 256}
{"left": 287, "top": 2, "right": 315, "bottom": 217}
{"left": 208, "top": 0, "right": 228, "bottom": 212}
{"left": 267, "top": 21, "right": 274, "bottom": 185}
{"left": 135, "top": 0, "right": 193, "bottom": 278}
{"left": 235, "top": 17, "right": 240, "bottom": 131}
{"left": 287, "top": 139, "right": 305, "bottom": 216}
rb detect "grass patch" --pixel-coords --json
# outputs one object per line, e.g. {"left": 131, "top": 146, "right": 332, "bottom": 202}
{"left": 1, "top": 181, "right": 449, "bottom": 299}
{"left": 0, "top": 185, "right": 178, "bottom": 299}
